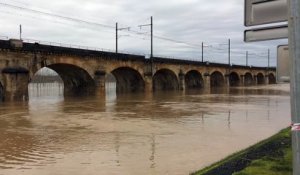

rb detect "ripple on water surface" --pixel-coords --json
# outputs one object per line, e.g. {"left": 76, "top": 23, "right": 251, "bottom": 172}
{"left": 0, "top": 84, "right": 291, "bottom": 175}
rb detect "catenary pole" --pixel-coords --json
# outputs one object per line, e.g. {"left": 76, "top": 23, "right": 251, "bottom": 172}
{"left": 228, "top": 39, "right": 231, "bottom": 66}
{"left": 137, "top": 16, "right": 153, "bottom": 75}
{"left": 288, "top": 0, "right": 300, "bottom": 174}
{"left": 246, "top": 51, "right": 248, "bottom": 66}
{"left": 268, "top": 49, "right": 270, "bottom": 69}
{"left": 202, "top": 42, "right": 204, "bottom": 62}
{"left": 116, "top": 22, "right": 118, "bottom": 53}
{"left": 19, "top": 24, "right": 22, "bottom": 40}
{"left": 115, "top": 23, "right": 130, "bottom": 54}
{"left": 150, "top": 16, "right": 153, "bottom": 75}
{"left": 151, "top": 16, "right": 153, "bottom": 59}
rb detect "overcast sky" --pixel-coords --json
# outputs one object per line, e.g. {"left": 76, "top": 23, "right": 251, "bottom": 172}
{"left": 0, "top": 0, "right": 287, "bottom": 66}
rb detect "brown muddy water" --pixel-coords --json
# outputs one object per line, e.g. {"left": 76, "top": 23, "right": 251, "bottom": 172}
{"left": 0, "top": 83, "right": 291, "bottom": 175}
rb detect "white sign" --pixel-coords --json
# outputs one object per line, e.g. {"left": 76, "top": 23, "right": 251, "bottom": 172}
{"left": 244, "top": 25, "right": 288, "bottom": 42}
{"left": 245, "top": 0, "right": 288, "bottom": 26}
{"left": 277, "top": 45, "right": 290, "bottom": 82}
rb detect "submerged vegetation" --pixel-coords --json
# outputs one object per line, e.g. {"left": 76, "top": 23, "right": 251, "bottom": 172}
{"left": 192, "top": 128, "right": 292, "bottom": 175}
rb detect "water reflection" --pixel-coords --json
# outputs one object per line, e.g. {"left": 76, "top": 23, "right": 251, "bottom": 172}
{"left": 29, "top": 82, "right": 64, "bottom": 98}
{"left": 149, "top": 134, "right": 156, "bottom": 169}
{"left": 105, "top": 82, "right": 117, "bottom": 113}
{"left": 0, "top": 83, "right": 291, "bottom": 175}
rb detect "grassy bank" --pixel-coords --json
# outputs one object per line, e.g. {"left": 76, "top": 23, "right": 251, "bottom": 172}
{"left": 192, "top": 128, "right": 291, "bottom": 175}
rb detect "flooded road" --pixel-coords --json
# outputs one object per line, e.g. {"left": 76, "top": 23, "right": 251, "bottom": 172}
{"left": 0, "top": 83, "right": 291, "bottom": 175}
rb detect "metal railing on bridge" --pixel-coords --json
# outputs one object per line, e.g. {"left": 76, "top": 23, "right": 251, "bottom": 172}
{"left": 21, "top": 38, "right": 146, "bottom": 56}
{"left": 0, "top": 36, "right": 275, "bottom": 69}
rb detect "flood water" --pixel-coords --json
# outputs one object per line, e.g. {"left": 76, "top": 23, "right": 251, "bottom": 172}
{"left": 0, "top": 83, "right": 291, "bottom": 175}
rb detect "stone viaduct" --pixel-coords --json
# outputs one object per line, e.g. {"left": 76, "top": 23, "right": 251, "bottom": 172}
{"left": 0, "top": 39, "right": 276, "bottom": 101}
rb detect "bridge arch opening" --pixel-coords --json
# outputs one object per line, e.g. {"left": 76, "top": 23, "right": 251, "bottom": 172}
{"left": 29, "top": 67, "right": 64, "bottom": 97}
{"left": 244, "top": 72, "right": 253, "bottom": 86}
{"left": 185, "top": 70, "right": 204, "bottom": 89}
{"left": 268, "top": 73, "right": 276, "bottom": 84}
{"left": 229, "top": 72, "right": 240, "bottom": 87}
{"left": 210, "top": 71, "right": 225, "bottom": 87}
{"left": 111, "top": 67, "right": 145, "bottom": 93}
{"left": 153, "top": 69, "right": 179, "bottom": 91}
{"left": 0, "top": 81, "right": 3, "bottom": 101}
{"left": 257, "top": 73, "right": 265, "bottom": 85}
{"left": 30, "top": 64, "right": 95, "bottom": 97}
{"left": 48, "top": 64, "right": 95, "bottom": 95}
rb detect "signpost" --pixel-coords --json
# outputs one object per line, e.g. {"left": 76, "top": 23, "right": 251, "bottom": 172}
{"left": 244, "top": 0, "right": 299, "bottom": 174}
{"left": 288, "top": 1, "right": 300, "bottom": 174}
{"left": 277, "top": 45, "right": 290, "bottom": 82}
{"left": 245, "top": 0, "right": 288, "bottom": 26}
{"left": 244, "top": 0, "right": 288, "bottom": 42}
{"left": 244, "top": 24, "right": 288, "bottom": 42}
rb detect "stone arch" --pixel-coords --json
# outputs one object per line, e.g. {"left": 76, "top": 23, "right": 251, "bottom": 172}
{"left": 257, "top": 73, "right": 265, "bottom": 85}
{"left": 229, "top": 72, "right": 240, "bottom": 87}
{"left": 210, "top": 71, "right": 225, "bottom": 87}
{"left": 111, "top": 67, "right": 145, "bottom": 93}
{"left": 185, "top": 70, "right": 204, "bottom": 89}
{"left": 244, "top": 72, "right": 254, "bottom": 86}
{"left": 30, "top": 57, "right": 96, "bottom": 79}
{"left": 31, "top": 64, "right": 96, "bottom": 95}
{"left": 268, "top": 73, "right": 276, "bottom": 84}
{"left": 153, "top": 69, "right": 179, "bottom": 91}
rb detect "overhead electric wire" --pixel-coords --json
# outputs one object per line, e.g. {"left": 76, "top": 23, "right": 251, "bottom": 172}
{"left": 0, "top": 2, "right": 209, "bottom": 50}
{"left": 0, "top": 2, "right": 115, "bottom": 29}
{"left": 1, "top": 1, "right": 271, "bottom": 59}
{"left": 0, "top": 8, "right": 119, "bottom": 38}
{"left": 1, "top": 0, "right": 28, "bottom": 5}
{"left": 0, "top": 1, "right": 274, "bottom": 67}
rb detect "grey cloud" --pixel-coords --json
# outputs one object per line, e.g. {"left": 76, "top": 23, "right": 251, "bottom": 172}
{"left": 0, "top": 0, "right": 285, "bottom": 66}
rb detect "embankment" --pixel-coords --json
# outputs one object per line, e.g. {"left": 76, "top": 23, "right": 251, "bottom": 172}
{"left": 192, "top": 128, "right": 291, "bottom": 175}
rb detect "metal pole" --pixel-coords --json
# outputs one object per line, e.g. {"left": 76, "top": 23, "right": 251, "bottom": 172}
{"left": 246, "top": 51, "right": 248, "bottom": 67}
{"left": 228, "top": 39, "right": 231, "bottom": 66}
{"left": 116, "top": 22, "right": 118, "bottom": 53}
{"left": 288, "top": 0, "right": 300, "bottom": 174}
{"left": 268, "top": 49, "right": 270, "bottom": 69}
{"left": 19, "top": 24, "right": 22, "bottom": 40}
{"left": 151, "top": 16, "right": 153, "bottom": 58}
{"left": 202, "top": 42, "right": 204, "bottom": 62}
{"left": 151, "top": 16, "right": 153, "bottom": 74}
